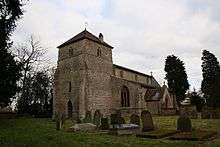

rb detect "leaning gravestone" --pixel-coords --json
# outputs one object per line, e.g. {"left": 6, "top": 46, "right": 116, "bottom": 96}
{"left": 141, "top": 110, "right": 154, "bottom": 132}
{"left": 93, "top": 110, "right": 101, "bottom": 127}
{"left": 130, "top": 114, "right": 140, "bottom": 125}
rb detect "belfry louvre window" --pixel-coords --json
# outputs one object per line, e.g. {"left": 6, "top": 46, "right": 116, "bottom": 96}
{"left": 121, "top": 86, "right": 130, "bottom": 107}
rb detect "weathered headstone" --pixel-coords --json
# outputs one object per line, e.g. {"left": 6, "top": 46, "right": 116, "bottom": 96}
{"left": 130, "top": 114, "right": 140, "bottom": 125}
{"left": 83, "top": 111, "right": 92, "bottom": 123}
{"left": 177, "top": 115, "right": 192, "bottom": 132}
{"left": 141, "top": 110, "right": 154, "bottom": 132}
{"left": 93, "top": 110, "right": 101, "bottom": 127}
{"left": 100, "top": 117, "right": 109, "bottom": 130}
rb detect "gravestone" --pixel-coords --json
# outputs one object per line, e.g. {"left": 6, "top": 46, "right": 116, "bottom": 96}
{"left": 141, "top": 110, "right": 154, "bottom": 132}
{"left": 100, "top": 117, "right": 109, "bottom": 130}
{"left": 177, "top": 115, "right": 192, "bottom": 132}
{"left": 130, "top": 114, "right": 140, "bottom": 125}
{"left": 83, "top": 111, "right": 92, "bottom": 123}
{"left": 93, "top": 110, "right": 101, "bottom": 127}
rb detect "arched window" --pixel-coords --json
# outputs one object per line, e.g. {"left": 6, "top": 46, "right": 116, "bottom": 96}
{"left": 121, "top": 86, "right": 130, "bottom": 107}
{"left": 67, "top": 100, "right": 73, "bottom": 118}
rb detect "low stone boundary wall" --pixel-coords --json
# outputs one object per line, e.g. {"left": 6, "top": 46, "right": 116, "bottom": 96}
{"left": 0, "top": 112, "right": 17, "bottom": 119}
{"left": 202, "top": 108, "right": 220, "bottom": 119}
{"left": 179, "top": 105, "right": 197, "bottom": 119}
{"left": 161, "top": 108, "right": 177, "bottom": 116}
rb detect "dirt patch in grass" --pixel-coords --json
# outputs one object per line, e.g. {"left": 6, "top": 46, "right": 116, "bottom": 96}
{"left": 136, "top": 129, "right": 177, "bottom": 139}
{"left": 169, "top": 130, "right": 218, "bottom": 141}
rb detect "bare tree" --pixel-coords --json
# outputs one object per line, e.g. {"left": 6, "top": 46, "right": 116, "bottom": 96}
{"left": 12, "top": 35, "right": 49, "bottom": 113}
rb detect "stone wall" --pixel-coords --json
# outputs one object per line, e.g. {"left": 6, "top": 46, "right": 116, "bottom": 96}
{"left": 161, "top": 108, "right": 177, "bottom": 115}
{"left": 83, "top": 39, "right": 113, "bottom": 117}
{"left": 145, "top": 100, "right": 161, "bottom": 114}
{"left": 54, "top": 40, "right": 87, "bottom": 119}
{"left": 54, "top": 38, "right": 114, "bottom": 119}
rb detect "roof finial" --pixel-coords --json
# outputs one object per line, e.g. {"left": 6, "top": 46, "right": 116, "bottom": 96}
{"left": 150, "top": 71, "right": 153, "bottom": 76}
{"left": 85, "top": 21, "right": 88, "bottom": 30}
{"left": 163, "top": 81, "right": 166, "bottom": 85}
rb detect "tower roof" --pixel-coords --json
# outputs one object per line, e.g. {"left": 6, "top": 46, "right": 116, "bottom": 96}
{"left": 57, "top": 29, "right": 113, "bottom": 48}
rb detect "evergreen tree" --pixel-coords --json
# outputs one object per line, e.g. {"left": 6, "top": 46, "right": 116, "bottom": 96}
{"left": 0, "top": 0, "right": 23, "bottom": 49}
{"left": 0, "top": 0, "right": 24, "bottom": 107}
{"left": 0, "top": 50, "right": 21, "bottom": 107}
{"left": 165, "top": 55, "right": 190, "bottom": 105}
{"left": 190, "top": 89, "right": 205, "bottom": 112}
{"left": 201, "top": 50, "right": 220, "bottom": 108}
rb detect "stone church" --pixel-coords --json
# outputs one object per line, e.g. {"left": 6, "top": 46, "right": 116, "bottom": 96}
{"left": 53, "top": 29, "right": 177, "bottom": 120}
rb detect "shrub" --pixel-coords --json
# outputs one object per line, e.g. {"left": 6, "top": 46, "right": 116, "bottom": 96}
{"left": 100, "top": 117, "right": 109, "bottom": 130}
{"left": 177, "top": 116, "right": 192, "bottom": 132}
{"left": 130, "top": 114, "right": 140, "bottom": 125}
{"left": 83, "top": 111, "right": 92, "bottom": 123}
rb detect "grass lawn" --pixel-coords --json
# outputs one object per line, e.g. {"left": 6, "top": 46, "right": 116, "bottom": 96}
{"left": 0, "top": 116, "right": 220, "bottom": 147}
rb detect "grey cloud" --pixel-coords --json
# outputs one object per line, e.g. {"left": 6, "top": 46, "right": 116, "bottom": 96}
{"left": 12, "top": 0, "right": 220, "bottom": 89}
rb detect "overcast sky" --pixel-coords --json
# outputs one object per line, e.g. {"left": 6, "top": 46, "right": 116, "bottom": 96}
{"left": 12, "top": 0, "right": 220, "bottom": 90}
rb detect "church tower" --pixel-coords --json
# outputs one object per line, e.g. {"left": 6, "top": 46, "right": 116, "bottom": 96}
{"left": 54, "top": 30, "right": 114, "bottom": 119}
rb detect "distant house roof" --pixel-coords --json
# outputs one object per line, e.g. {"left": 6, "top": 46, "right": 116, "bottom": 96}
{"left": 113, "top": 64, "right": 151, "bottom": 78}
{"left": 57, "top": 29, "right": 113, "bottom": 49}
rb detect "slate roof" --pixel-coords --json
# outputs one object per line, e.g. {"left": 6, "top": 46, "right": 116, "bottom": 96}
{"left": 57, "top": 29, "right": 113, "bottom": 49}
{"left": 113, "top": 64, "right": 152, "bottom": 78}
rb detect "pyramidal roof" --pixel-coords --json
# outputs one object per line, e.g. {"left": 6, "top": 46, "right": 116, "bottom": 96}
{"left": 57, "top": 29, "right": 113, "bottom": 48}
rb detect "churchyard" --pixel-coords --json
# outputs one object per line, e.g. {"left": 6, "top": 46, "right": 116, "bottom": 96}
{"left": 0, "top": 115, "right": 220, "bottom": 147}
